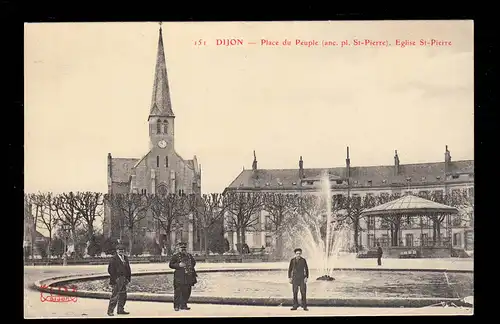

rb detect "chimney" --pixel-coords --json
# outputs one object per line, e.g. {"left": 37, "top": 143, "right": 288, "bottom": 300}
{"left": 252, "top": 150, "right": 258, "bottom": 171}
{"left": 299, "top": 156, "right": 304, "bottom": 179}
{"left": 444, "top": 145, "right": 452, "bottom": 173}
{"left": 345, "top": 146, "right": 351, "bottom": 178}
{"left": 394, "top": 150, "right": 400, "bottom": 175}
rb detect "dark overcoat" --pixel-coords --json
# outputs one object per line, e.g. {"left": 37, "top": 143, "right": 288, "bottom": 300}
{"left": 288, "top": 257, "right": 309, "bottom": 284}
{"left": 169, "top": 252, "right": 198, "bottom": 286}
{"left": 107, "top": 254, "right": 131, "bottom": 285}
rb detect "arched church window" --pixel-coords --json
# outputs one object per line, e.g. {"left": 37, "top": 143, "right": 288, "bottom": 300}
{"left": 165, "top": 156, "right": 169, "bottom": 168}
{"left": 156, "top": 156, "right": 160, "bottom": 168}
{"left": 163, "top": 120, "right": 168, "bottom": 134}
{"left": 156, "top": 120, "right": 161, "bottom": 134}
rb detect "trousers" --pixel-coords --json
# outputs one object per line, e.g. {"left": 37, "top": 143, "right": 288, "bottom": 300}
{"left": 377, "top": 257, "right": 382, "bottom": 265}
{"left": 108, "top": 276, "right": 128, "bottom": 313}
{"left": 292, "top": 282, "right": 307, "bottom": 307}
{"left": 173, "top": 284, "right": 192, "bottom": 308}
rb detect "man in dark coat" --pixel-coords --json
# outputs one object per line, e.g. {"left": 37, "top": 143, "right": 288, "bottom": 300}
{"left": 107, "top": 244, "right": 131, "bottom": 316}
{"left": 377, "top": 243, "right": 383, "bottom": 266}
{"left": 169, "top": 242, "right": 197, "bottom": 311}
{"left": 288, "top": 248, "right": 309, "bottom": 311}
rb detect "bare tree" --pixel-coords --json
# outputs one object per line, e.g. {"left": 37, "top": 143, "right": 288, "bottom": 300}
{"left": 36, "top": 192, "right": 56, "bottom": 262}
{"left": 191, "top": 193, "right": 229, "bottom": 256}
{"left": 148, "top": 193, "right": 191, "bottom": 256}
{"left": 225, "top": 192, "right": 264, "bottom": 250}
{"left": 104, "top": 193, "right": 150, "bottom": 253}
{"left": 27, "top": 192, "right": 46, "bottom": 260}
{"left": 52, "top": 192, "right": 83, "bottom": 256}
{"left": 69, "top": 192, "right": 104, "bottom": 244}
{"left": 262, "top": 193, "right": 299, "bottom": 257}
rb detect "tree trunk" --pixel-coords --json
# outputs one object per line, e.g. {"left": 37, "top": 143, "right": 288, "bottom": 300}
{"left": 353, "top": 219, "right": 359, "bottom": 252}
{"left": 204, "top": 229, "right": 210, "bottom": 256}
{"left": 276, "top": 231, "right": 283, "bottom": 259}
{"left": 128, "top": 226, "right": 134, "bottom": 254}
{"left": 436, "top": 221, "right": 441, "bottom": 244}
{"left": 241, "top": 228, "right": 246, "bottom": 245}
{"left": 46, "top": 230, "right": 52, "bottom": 265}
{"left": 165, "top": 223, "right": 172, "bottom": 255}
{"left": 432, "top": 220, "right": 437, "bottom": 245}
{"left": 236, "top": 229, "right": 241, "bottom": 252}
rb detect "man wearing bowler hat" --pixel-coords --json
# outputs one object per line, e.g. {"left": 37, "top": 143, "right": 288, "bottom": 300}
{"left": 107, "top": 244, "right": 131, "bottom": 316}
{"left": 169, "top": 241, "right": 197, "bottom": 311}
{"left": 288, "top": 247, "right": 309, "bottom": 311}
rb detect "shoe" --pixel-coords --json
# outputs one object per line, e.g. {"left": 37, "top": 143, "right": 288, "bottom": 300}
{"left": 107, "top": 312, "right": 114, "bottom": 316}
{"left": 117, "top": 310, "right": 130, "bottom": 315}
{"left": 180, "top": 306, "right": 191, "bottom": 310}
{"left": 291, "top": 306, "right": 298, "bottom": 310}
{"left": 174, "top": 308, "right": 180, "bottom": 311}
{"left": 303, "top": 307, "right": 309, "bottom": 311}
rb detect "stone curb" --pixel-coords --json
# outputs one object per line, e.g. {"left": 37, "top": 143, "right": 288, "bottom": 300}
{"left": 33, "top": 268, "right": 473, "bottom": 308}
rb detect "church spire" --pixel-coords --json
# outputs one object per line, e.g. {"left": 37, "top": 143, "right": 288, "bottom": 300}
{"left": 149, "top": 22, "right": 174, "bottom": 119}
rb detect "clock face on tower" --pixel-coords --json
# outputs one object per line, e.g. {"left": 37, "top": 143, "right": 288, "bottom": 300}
{"left": 158, "top": 140, "right": 167, "bottom": 149}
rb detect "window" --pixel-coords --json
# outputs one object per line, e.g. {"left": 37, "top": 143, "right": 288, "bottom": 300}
{"left": 156, "top": 156, "right": 160, "bottom": 168}
{"left": 405, "top": 234, "right": 414, "bottom": 247}
{"left": 265, "top": 235, "right": 273, "bottom": 248}
{"left": 265, "top": 215, "right": 273, "bottom": 231}
{"left": 163, "top": 120, "right": 168, "bottom": 134}
{"left": 421, "top": 233, "right": 428, "bottom": 246}
{"left": 165, "top": 156, "right": 169, "bottom": 168}
{"left": 336, "top": 180, "right": 343, "bottom": 184}
{"left": 367, "top": 234, "right": 375, "bottom": 247}
{"left": 367, "top": 180, "right": 372, "bottom": 186}
{"left": 156, "top": 120, "right": 161, "bottom": 134}
{"left": 367, "top": 216, "right": 375, "bottom": 229}
{"left": 452, "top": 174, "right": 459, "bottom": 179}
{"left": 453, "top": 233, "right": 462, "bottom": 247}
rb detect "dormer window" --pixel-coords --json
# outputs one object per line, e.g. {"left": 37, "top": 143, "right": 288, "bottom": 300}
{"left": 239, "top": 183, "right": 244, "bottom": 187}
{"left": 421, "top": 176, "right": 426, "bottom": 181}
{"left": 278, "top": 182, "right": 283, "bottom": 186}
{"left": 452, "top": 174, "right": 459, "bottom": 179}
{"left": 367, "top": 180, "right": 372, "bottom": 186}
{"left": 353, "top": 180, "right": 358, "bottom": 184}
{"left": 436, "top": 176, "right": 441, "bottom": 180}
{"left": 265, "top": 183, "right": 270, "bottom": 186}
{"left": 292, "top": 182, "right": 297, "bottom": 185}
{"left": 382, "top": 179, "right": 387, "bottom": 184}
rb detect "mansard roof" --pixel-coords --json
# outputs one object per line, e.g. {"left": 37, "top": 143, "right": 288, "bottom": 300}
{"left": 225, "top": 160, "right": 474, "bottom": 191}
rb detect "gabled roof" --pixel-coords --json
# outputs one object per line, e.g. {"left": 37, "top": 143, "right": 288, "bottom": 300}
{"left": 111, "top": 158, "right": 139, "bottom": 183}
{"left": 360, "top": 194, "right": 458, "bottom": 216}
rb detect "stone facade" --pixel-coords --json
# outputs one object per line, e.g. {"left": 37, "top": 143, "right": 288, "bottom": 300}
{"left": 223, "top": 146, "right": 474, "bottom": 253}
{"left": 104, "top": 27, "right": 202, "bottom": 251}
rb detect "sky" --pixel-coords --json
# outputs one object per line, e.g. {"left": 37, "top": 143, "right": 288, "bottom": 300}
{"left": 24, "top": 21, "right": 474, "bottom": 195}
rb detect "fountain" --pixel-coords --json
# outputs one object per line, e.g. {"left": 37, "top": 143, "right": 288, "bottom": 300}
{"left": 284, "top": 171, "right": 352, "bottom": 282}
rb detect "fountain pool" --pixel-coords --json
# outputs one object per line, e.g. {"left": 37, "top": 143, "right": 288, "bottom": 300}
{"left": 55, "top": 269, "right": 473, "bottom": 300}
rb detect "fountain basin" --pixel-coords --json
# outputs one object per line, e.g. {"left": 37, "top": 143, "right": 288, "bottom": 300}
{"left": 34, "top": 268, "right": 473, "bottom": 308}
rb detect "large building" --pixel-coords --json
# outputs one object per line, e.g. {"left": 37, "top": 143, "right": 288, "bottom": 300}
{"left": 104, "top": 27, "right": 202, "bottom": 251}
{"left": 223, "top": 146, "right": 474, "bottom": 254}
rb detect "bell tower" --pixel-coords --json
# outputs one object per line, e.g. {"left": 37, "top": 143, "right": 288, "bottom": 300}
{"left": 148, "top": 23, "right": 175, "bottom": 153}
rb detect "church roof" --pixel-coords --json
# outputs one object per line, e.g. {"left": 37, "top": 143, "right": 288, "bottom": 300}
{"left": 225, "top": 160, "right": 474, "bottom": 191}
{"left": 111, "top": 158, "right": 139, "bottom": 183}
{"left": 149, "top": 26, "right": 174, "bottom": 118}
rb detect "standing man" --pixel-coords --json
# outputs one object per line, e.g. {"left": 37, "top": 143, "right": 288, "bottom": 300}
{"left": 107, "top": 244, "right": 131, "bottom": 316}
{"left": 169, "top": 242, "right": 197, "bottom": 311}
{"left": 288, "top": 248, "right": 309, "bottom": 311}
{"left": 377, "top": 243, "right": 383, "bottom": 266}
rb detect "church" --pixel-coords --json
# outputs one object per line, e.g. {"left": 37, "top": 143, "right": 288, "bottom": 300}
{"left": 104, "top": 26, "right": 202, "bottom": 252}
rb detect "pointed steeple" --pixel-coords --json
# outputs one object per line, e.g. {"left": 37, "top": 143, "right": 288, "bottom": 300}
{"left": 149, "top": 23, "right": 174, "bottom": 119}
